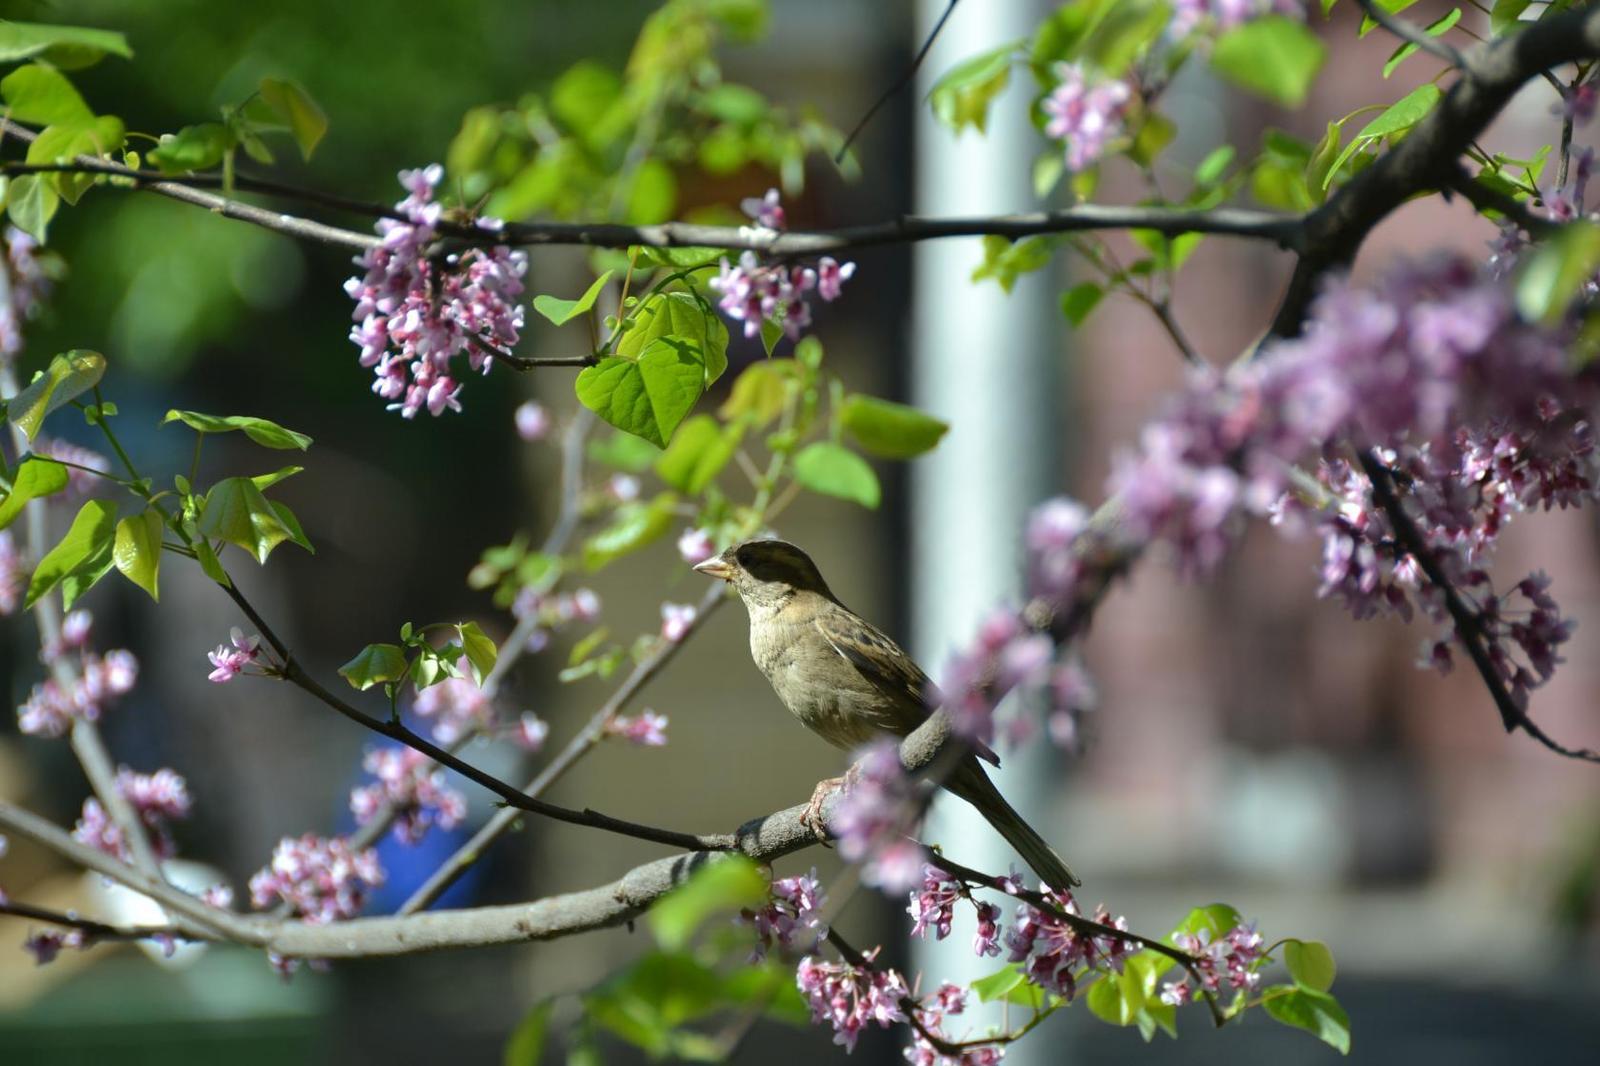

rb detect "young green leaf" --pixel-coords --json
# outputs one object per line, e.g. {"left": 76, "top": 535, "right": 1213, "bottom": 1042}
{"left": 26, "top": 498, "right": 117, "bottom": 609}
{"left": 456, "top": 621, "right": 498, "bottom": 685}
{"left": 1490, "top": 0, "right": 1532, "bottom": 36}
{"left": 654, "top": 414, "right": 742, "bottom": 493}
{"left": 0, "top": 456, "right": 70, "bottom": 531}
{"left": 1326, "top": 83, "right": 1441, "bottom": 186}
{"left": 502, "top": 1001, "right": 554, "bottom": 1066}
{"left": 614, "top": 291, "right": 729, "bottom": 386}
{"left": 338, "top": 643, "right": 410, "bottom": 690}
{"left": 257, "top": 78, "right": 328, "bottom": 160}
{"left": 196, "top": 477, "right": 296, "bottom": 564}
{"left": 268, "top": 500, "right": 315, "bottom": 554}
{"left": 9, "top": 350, "right": 106, "bottom": 441}
{"left": 582, "top": 492, "right": 678, "bottom": 570}
{"left": 1382, "top": 8, "right": 1462, "bottom": 78}
{"left": 0, "top": 22, "right": 132, "bottom": 69}
{"left": 719, "top": 359, "right": 795, "bottom": 428}
{"left": 162, "top": 411, "right": 312, "bottom": 450}
{"left": 112, "top": 509, "right": 163, "bottom": 601}
{"left": 1211, "top": 17, "right": 1326, "bottom": 108}
{"left": 1516, "top": 221, "right": 1600, "bottom": 325}
{"left": 1283, "top": 939, "right": 1337, "bottom": 993}
{"left": 840, "top": 395, "right": 949, "bottom": 459}
{"left": 793, "top": 442, "right": 881, "bottom": 508}
{"left": 1262, "top": 986, "right": 1351, "bottom": 1053}
{"left": 575, "top": 339, "right": 706, "bottom": 448}
{"left": 1060, "top": 281, "right": 1105, "bottom": 326}
{"left": 6, "top": 174, "right": 58, "bottom": 242}
{"left": 928, "top": 42, "right": 1018, "bottom": 135}
{"left": 647, "top": 856, "right": 769, "bottom": 950}
{"left": 587, "top": 428, "right": 661, "bottom": 472}
{"left": 533, "top": 270, "right": 614, "bottom": 326}
{"left": 148, "top": 123, "right": 234, "bottom": 173}
{"left": 1, "top": 62, "right": 92, "bottom": 125}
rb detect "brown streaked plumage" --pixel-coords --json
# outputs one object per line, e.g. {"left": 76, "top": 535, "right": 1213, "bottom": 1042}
{"left": 695, "top": 538, "right": 1078, "bottom": 889}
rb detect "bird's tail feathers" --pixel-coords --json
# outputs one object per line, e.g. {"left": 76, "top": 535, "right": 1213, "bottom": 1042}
{"left": 946, "top": 761, "right": 1079, "bottom": 890}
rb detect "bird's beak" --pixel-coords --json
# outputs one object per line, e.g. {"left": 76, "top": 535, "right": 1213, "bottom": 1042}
{"left": 692, "top": 557, "right": 735, "bottom": 581}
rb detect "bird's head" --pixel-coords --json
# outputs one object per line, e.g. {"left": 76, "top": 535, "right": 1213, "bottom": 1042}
{"left": 693, "top": 539, "right": 836, "bottom": 608}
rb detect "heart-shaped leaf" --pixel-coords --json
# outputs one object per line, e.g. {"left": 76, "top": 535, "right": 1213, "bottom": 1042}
{"left": 575, "top": 339, "right": 705, "bottom": 448}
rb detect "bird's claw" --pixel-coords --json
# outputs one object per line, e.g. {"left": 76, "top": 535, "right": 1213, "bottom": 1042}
{"left": 802, "top": 775, "right": 847, "bottom": 844}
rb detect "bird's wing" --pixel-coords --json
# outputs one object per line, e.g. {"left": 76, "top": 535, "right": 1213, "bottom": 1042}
{"left": 811, "top": 611, "right": 1001, "bottom": 767}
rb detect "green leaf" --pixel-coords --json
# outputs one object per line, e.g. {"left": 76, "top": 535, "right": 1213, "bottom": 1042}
{"left": 1194, "top": 145, "right": 1235, "bottom": 186}
{"left": 148, "top": 123, "right": 233, "bottom": 173}
{"left": 27, "top": 114, "right": 126, "bottom": 203}
{"left": 268, "top": 500, "right": 314, "bottom": 554}
{"left": 582, "top": 491, "right": 677, "bottom": 570}
{"left": 257, "top": 78, "right": 327, "bottom": 160}
{"left": 647, "top": 856, "right": 768, "bottom": 949}
{"left": 1283, "top": 939, "right": 1337, "bottom": 993}
{"left": 1211, "top": 16, "right": 1326, "bottom": 108}
{"left": 1516, "top": 221, "right": 1600, "bottom": 325}
{"left": 457, "top": 621, "right": 498, "bottom": 685}
{"left": 1262, "top": 986, "right": 1351, "bottom": 1054}
{"left": 793, "top": 442, "right": 880, "bottom": 508}
{"left": 196, "top": 477, "right": 296, "bottom": 564}
{"left": 0, "top": 22, "right": 131, "bottom": 69}
{"left": 9, "top": 350, "right": 106, "bottom": 441}
{"left": 250, "top": 466, "right": 304, "bottom": 491}
{"left": 928, "top": 42, "right": 1017, "bottom": 135}
{"left": 969, "top": 964, "right": 1048, "bottom": 1007}
{"left": 60, "top": 541, "right": 115, "bottom": 611}
{"left": 587, "top": 428, "right": 660, "bottom": 472}
{"left": 614, "top": 291, "right": 729, "bottom": 387}
{"left": 1060, "top": 280, "right": 1106, "bottom": 326}
{"left": 1357, "top": 0, "right": 1422, "bottom": 35}
{"left": 971, "top": 235, "right": 1056, "bottom": 293}
{"left": 1, "top": 63, "right": 92, "bottom": 125}
{"left": 26, "top": 498, "right": 116, "bottom": 609}
{"left": 1080, "top": 0, "right": 1172, "bottom": 74}
{"left": 840, "top": 395, "right": 949, "bottom": 459}
{"left": 655, "top": 414, "right": 742, "bottom": 493}
{"left": 6, "top": 174, "right": 58, "bottom": 241}
{"left": 0, "top": 456, "right": 69, "bottom": 530}
{"left": 718, "top": 359, "right": 795, "bottom": 428}
{"left": 1382, "top": 8, "right": 1461, "bottom": 78}
{"left": 162, "top": 410, "right": 312, "bottom": 450}
{"left": 338, "top": 643, "right": 410, "bottom": 690}
{"left": 533, "top": 270, "right": 614, "bottom": 326}
{"left": 1326, "top": 84, "right": 1441, "bottom": 185}
{"left": 112, "top": 509, "right": 162, "bottom": 601}
{"left": 502, "top": 1001, "right": 552, "bottom": 1066}
{"left": 1172, "top": 903, "right": 1243, "bottom": 940}
{"left": 1490, "top": 0, "right": 1532, "bottom": 36}
{"left": 575, "top": 339, "right": 706, "bottom": 449}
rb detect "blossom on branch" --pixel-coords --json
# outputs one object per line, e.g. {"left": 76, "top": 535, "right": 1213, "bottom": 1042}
{"left": 206, "top": 627, "right": 264, "bottom": 683}
{"left": 796, "top": 950, "right": 910, "bottom": 1052}
{"left": 1005, "top": 887, "right": 1132, "bottom": 1000}
{"left": 707, "top": 189, "right": 855, "bottom": 341}
{"left": 249, "top": 834, "right": 384, "bottom": 924}
{"left": 741, "top": 868, "right": 827, "bottom": 961}
{"left": 1041, "top": 63, "right": 1130, "bottom": 173}
{"left": 17, "top": 613, "right": 138, "bottom": 737}
{"left": 1160, "top": 921, "right": 1264, "bottom": 1004}
{"left": 348, "top": 747, "right": 468, "bottom": 845}
{"left": 607, "top": 711, "right": 668, "bottom": 746}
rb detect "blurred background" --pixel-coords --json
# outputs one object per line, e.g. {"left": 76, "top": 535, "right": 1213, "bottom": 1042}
{"left": 0, "top": 0, "right": 1596, "bottom": 1062}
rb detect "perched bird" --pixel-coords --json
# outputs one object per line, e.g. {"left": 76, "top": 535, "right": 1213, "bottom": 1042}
{"left": 694, "top": 538, "right": 1078, "bottom": 889}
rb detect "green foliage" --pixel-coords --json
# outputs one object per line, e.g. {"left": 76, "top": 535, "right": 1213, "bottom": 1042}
{"left": 1490, "top": 0, "right": 1532, "bottom": 36}
{"left": 1383, "top": 8, "right": 1461, "bottom": 77}
{"left": 1262, "top": 986, "right": 1351, "bottom": 1054}
{"left": 0, "top": 21, "right": 131, "bottom": 69}
{"left": 1060, "top": 280, "right": 1105, "bottom": 326}
{"left": 1283, "top": 939, "right": 1337, "bottom": 993}
{"left": 647, "top": 856, "right": 769, "bottom": 949}
{"left": 583, "top": 491, "right": 678, "bottom": 569}
{"left": 6, "top": 174, "right": 58, "bottom": 241}
{"left": 1251, "top": 129, "right": 1318, "bottom": 211}
{"left": 615, "top": 291, "right": 730, "bottom": 387}
{"left": 1086, "top": 959, "right": 1175, "bottom": 1040}
{"left": 971, "top": 964, "right": 1052, "bottom": 1009}
{"left": 655, "top": 414, "right": 741, "bottom": 493}
{"left": 1211, "top": 17, "right": 1325, "bottom": 108}
{"left": 27, "top": 498, "right": 117, "bottom": 609}
{"left": 1516, "top": 222, "right": 1600, "bottom": 326}
{"left": 839, "top": 395, "right": 948, "bottom": 459}
{"left": 456, "top": 621, "right": 499, "bottom": 685}
{"left": 196, "top": 477, "right": 309, "bottom": 564}
{"left": 793, "top": 441, "right": 880, "bottom": 509}
{"left": 148, "top": 77, "right": 330, "bottom": 176}
{"left": 256, "top": 78, "right": 328, "bottom": 159}
{"left": 7, "top": 350, "right": 106, "bottom": 441}
{"left": 112, "top": 509, "right": 163, "bottom": 601}
{"left": 534, "top": 270, "right": 614, "bottom": 326}
{"left": 163, "top": 410, "right": 313, "bottom": 450}
{"left": 928, "top": 43, "right": 1018, "bottom": 135}
{"left": 0, "top": 457, "right": 70, "bottom": 530}
{"left": 971, "top": 235, "right": 1057, "bottom": 293}
{"left": 576, "top": 339, "right": 708, "bottom": 448}
{"left": 502, "top": 1001, "right": 553, "bottom": 1066}
{"left": 719, "top": 360, "right": 795, "bottom": 428}
{"left": 338, "top": 643, "right": 410, "bottom": 691}
{"left": 1326, "top": 84, "right": 1440, "bottom": 184}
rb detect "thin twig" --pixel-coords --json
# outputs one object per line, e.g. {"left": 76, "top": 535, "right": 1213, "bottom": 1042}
{"left": 1355, "top": 0, "right": 1466, "bottom": 68}
{"left": 835, "top": 0, "right": 963, "bottom": 163}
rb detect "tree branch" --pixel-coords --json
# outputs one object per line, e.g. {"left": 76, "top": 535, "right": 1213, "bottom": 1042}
{"left": 1355, "top": 0, "right": 1466, "bottom": 69}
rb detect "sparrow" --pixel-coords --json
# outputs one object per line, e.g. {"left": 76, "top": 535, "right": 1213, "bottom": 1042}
{"left": 694, "top": 538, "right": 1078, "bottom": 889}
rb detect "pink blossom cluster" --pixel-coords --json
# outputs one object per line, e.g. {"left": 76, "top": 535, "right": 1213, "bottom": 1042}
{"left": 677, "top": 527, "right": 716, "bottom": 565}
{"left": 411, "top": 667, "right": 495, "bottom": 745}
{"left": 0, "top": 225, "right": 51, "bottom": 360}
{"left": 796, "top": 949, "right": 910, "bottom": 1052}
{"left": 741, "top": 867, "right": 827, "bottom": 961}
{"left": 936, "top": 500, "right": 1101, "bottom": 753}
{"left": 1111, "top": 256, "right": 1593, "bottom": 705}
{"left": 1159, "top": 922, "right": 1264, "bottom": 1005}
{"left": 606, "top": 710, "right": 668, "bottom": 746}
{"left": 511, "top": 585, "right": 601, "bottom": 654}
{"left": 510, "top": 711, "right": 550, "bottom": 751}
{"left": 1041, "top": 63, "right": 1131, "bottom": 173}
{"left": 348, "top": 746, "right": 468, "bottom": 845}
{"left": 907, "top": 864, "right": 1005, "bottom": 958}
{"left": 72, "top": 766, "right": 192, "bottom": 862}
{"left": 1490, "top": 149, "right": 1593, "bottom": 280}
{"left": 345, "top": 164, "right": 528, "bottom": 418}
{"left": 207, "top": 627, "right": 264, "bottom": 683}
{"left": 831, "top": 740, "right": 924, "bottom": 891}
{"left": 17, "top": 612, "right": 137, "bottom": 737}
{"left": 906, "top": 983, "right": 1004, "bottom": 1066}
{"left": 1005, "top": 887, "right": 1132, "bottom": 1000}
{"left": 660, "top": 601, "right": 698, "bottom": 642}
{"left": 707, "top": 189, "right": 855, "bottom": 341}
{"left": 1170, "top": 0, "right": 1304, "bottom": 38}
{"left": 249, "top": 834, "right": 384, "bottom": 924}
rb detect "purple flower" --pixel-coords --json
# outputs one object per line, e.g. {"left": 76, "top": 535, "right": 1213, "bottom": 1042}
{"left": 677, "top": 527, "right": 716, "bottom": 566}
{"left": 1160, "top": 921, "right": 1265, "bottom": 1004}
{"left": 248, "top": 834, "right": 384, "bottom": 923}
{"left": 348, "top": 747, "right": 467, "bottom": 845}
{"left": 608, "top": 711, "right": 668, "bottom": 746}
{"left": 740, "top": 188, "right": 787, "bottom": 231}
{"left": 660, "top": 601, "right": 698, "bottom": 643}
{"left": 514, "top": 401, "right": 550, "bottom": 442}
{"left": 1005, "top": 887, "right": 1131, "bottom": 1000}
{"left": 742, "top": 868, "right": 827, "bottom": 961}
{"left": 511, "top": 711, "right": 550, "bottom": 751}
{"left": 796, "top": 951, "right": 909, "bottom": 1051}
{"left": 412, "top": 664, "right": 493, "bottom": 745}
{"left": 72, "top": 767, "right": 192, "bottom": 862}
{"left": 1041, "top": 63, "right": 1131, "bottom": 173}
{"left": 207, "top": 627, "right": 262, "bottom": 683}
